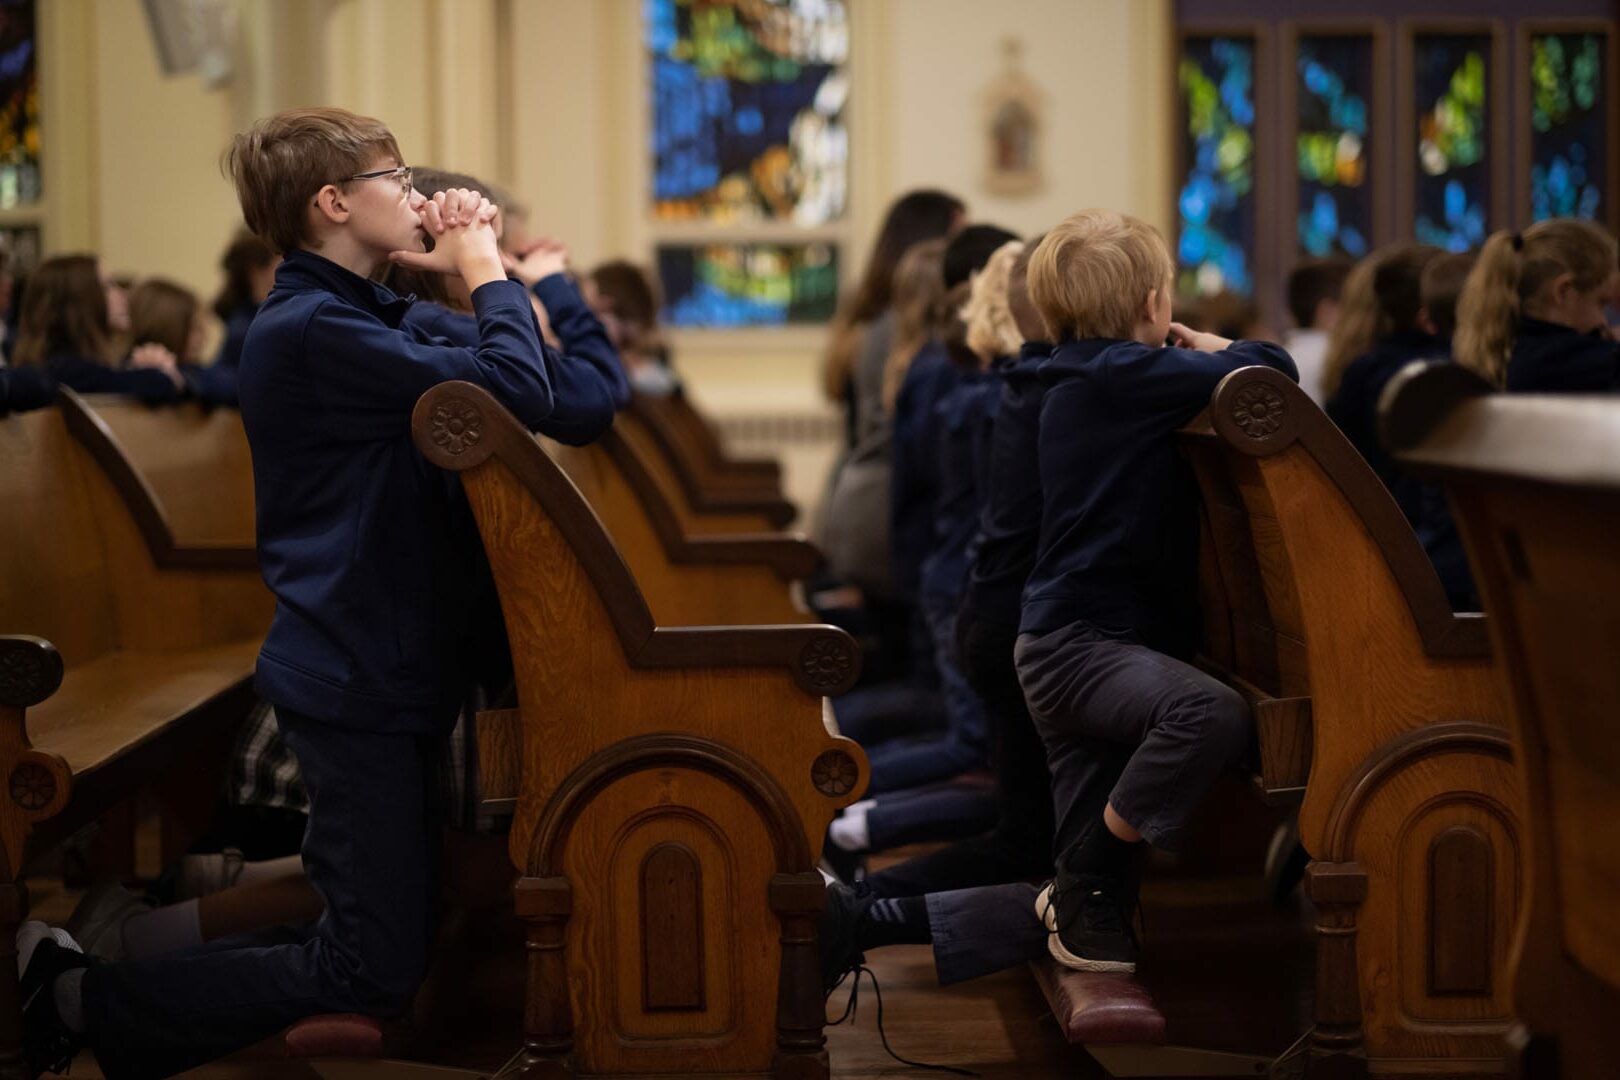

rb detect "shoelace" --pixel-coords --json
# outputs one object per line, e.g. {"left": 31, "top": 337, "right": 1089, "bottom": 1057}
{"left": 1043, "top": 877, "right": 1144, "bottom": 945}
{"left": 827, "top": 963, "right": 979, "bottom": 1077}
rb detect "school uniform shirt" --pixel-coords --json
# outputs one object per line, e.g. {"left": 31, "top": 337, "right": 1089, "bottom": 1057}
{"left": 214, "top": 303, "right": 258, "bottom": 373}
{"left": 1325, "top": 332, "right": 1444, "bottom": 524}
{"left": 0, "top": 363, "right": 55, "bottom": 416}
{"left": 918, "top": 368, "right": 1001, "bottom": 603}
{"left": 960, "top": 341, "right": 1053, "bottom": 631}
{"left": 238, "top": 248, "right": 557, "bottom": 734}
{"left": 889, "top": 341, "right": 958, "bottom": 601}
{"left": 1504, "top": 316, "right": 1620, "bottom": 394}
{"left": 401, "top": 272, "right": 628, "bottom": 444}
{"left": 1020, "top": 337, "right": 1297, "bottom": 659}
{"left": 44, "top": 349, "right": 188, "bottom": 404}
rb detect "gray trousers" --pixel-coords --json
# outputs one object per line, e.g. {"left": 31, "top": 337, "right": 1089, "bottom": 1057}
{"left": 1015, "top": 620, "right": 1251, "bottom": 855}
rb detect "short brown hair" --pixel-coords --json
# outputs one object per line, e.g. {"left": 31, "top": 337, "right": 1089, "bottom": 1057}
{"left": 130, "top": 278, "right": 200, "bottom": 360}
{"left": 225, "top": 107, "right": 403, "bottom": 255}
{"left": 1028, "top": 210, "right": 1173, "bottom": 341}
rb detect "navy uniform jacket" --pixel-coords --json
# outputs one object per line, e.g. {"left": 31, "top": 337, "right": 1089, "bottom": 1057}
{"left": 1020, "top": 337, "right": 1297, "bottom": 659}
{"left": 1326, "top": 332, "right": 1444, "bottom": 523}
{"left": 918, "top": 367, "right": 1001, "bottom": 602}
{"left": 45, "top": 350, "right": 186, "bottom": 404}
{"left": 0, "top": 364, "right": 56, "bottom": 416}
{"left": 960, "top": 341, "right": 1053, "bottom": 631}
{"left": 238, "top": 249, "right": 561, "bottom": 734}
{"left": 889, "top": 341, "right": 958, "bottom": 601}
{"left": 1505, "top": 317, "right": 1620, "bottom": 393}
{"left": 401, "top": 272, "right": 630, "bottom": 443}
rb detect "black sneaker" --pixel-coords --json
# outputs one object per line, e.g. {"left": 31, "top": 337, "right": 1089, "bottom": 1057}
{"left": 817, "top": 879, "right": 874, "bottom": 995}
{"left": 1036, "top": 868, "right": 1139, "bottom": 973}
{"left": 20, "top": 932, "right": 92, "bottom": 1077}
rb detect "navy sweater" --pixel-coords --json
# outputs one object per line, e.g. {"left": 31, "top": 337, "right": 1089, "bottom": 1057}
{"left": 918, "top": 368, "right": 1000, "bottom": 602}
{"left": 960, "top": 341, "right": 1053, "bottom": 631}
{"left": 1326, "top": 332, "right": 1444, "bottom": 524}
{"left": 214, "top": 305, "right": 257, "bottom": 372}
{"left": 889, "top": 342, "right": 958, "bottom": 600}
{"left": 238, "top": 249, "right": 558, "bottom": 733}
{"left": 1505, "top": 317, "right": 1620, "bottom": 393}
{"left": 402, "top": 274, "right": 628, "bottom": 443}
{"left": 1021, "top": 338, "right": 1297, "bottom": 658}
{"left": 45, "top": 350, "right": 186, "bottom": 404}
{"left": 0, "top": 364, "right": 55, "bottom": 416}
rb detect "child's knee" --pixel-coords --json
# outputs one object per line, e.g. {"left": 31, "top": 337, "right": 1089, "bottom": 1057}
{"left": 1200, "top": 683, "right": 1254, "bottom": 764}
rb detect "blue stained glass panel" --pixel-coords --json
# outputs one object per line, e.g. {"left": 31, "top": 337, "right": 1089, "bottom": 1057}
{"left": 658, "top": 242, "right": 839, "bottom": 328}
{"left": 1412, "top": 34, "right": 1492, "bottom": 252}
{"left": 1177, "top": 35, "right": 1257, "bottom": 298}
{"left": 1296, "top": 35, "right": 1374, "bottom": 259}
{"left": 1528, "top": 32, "right": 1608, "bottom": 223}
{"left": 647, "top": 0, "right": 848, "bottom": 226}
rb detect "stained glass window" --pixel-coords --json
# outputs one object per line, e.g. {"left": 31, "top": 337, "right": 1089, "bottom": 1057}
{"left": 1296, "top": 35, "right": 1373, "bottom": 259}
{"left": 1412, "top": 34, "right": 1492, "bottom": 252}
{"left": 1528, "top": 31, "right": 1608, "bottom": 222}
{"left": 1177, "top": 35, "right": 1257, "bottom": 298}
{"left": 657, "top": 242, "right": 838, "bottom": 328}
{"left": 0, "top": 0, "right": 38, "bottom": 210}
{"left": 647, "top": 0, "right": 848, "bottom": 226}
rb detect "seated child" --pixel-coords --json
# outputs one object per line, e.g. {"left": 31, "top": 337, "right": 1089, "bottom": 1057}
{"left": 128, "top": 277, "right": 240, "bottom": 406}
{"left": 17, "top": 105, "right": 565, "bottom": 1076}
{"left": 211, "top": 229, "right": 279, "bottom": 375}
{"left": 11, "top": 254, "right": 186, "bottom": 403}
{"left": 1455, "top": 218, "right": 1619, "bottom": 392}
{"left": 585, "top": 259, "right": 682, "bottom": 396}
{"left": 1283, "top": 256, "right": 1351, "bottom": 403}
{"left": 1014, "top": 209, "right": 1296, "bottom": 971}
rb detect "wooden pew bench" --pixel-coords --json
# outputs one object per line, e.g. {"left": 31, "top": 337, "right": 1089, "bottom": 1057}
{"left": 1030, "top": 366, "right": 1524, "bottom": 1077}
{"left": 1387, "top": 366, "right": 1620, "bottom": 1080}
{"left": 624, "top": 392, "right": 788, "bottom": 503}
{"left": 543, "top": 434, "right": 815, "bottom": 626}
{"left": 614, "top": 408, "right": 797, "bottom": 534}
{"left": 0, "top": 391, "right": 273, "bottom": 1065}
{"left": 413, "top": 381, "right": 866, "bottom": 1080}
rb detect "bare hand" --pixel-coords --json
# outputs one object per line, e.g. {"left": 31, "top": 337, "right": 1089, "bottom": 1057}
{"left": 389, "top": 189, "right": 505, "bottom": 289}
{"left": 1168, "top": 321, "right": 1234, "bottom": 353}
{"left": 130, "top": 343, "right": 184, "bottom": 388}
{"left": 502, "top": 237, "right": 571, "bottom": 287}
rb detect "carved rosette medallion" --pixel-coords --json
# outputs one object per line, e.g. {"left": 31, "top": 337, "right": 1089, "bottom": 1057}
{"left": 430, "top": 398, "right": 484, "bottom": 456}
{"left": 811, "top": 750, "right": 859, "bottom": 798}
{"left": 0, "top": 647, "right": 46, "bottom": 706}
{"left": 798, "top": 636, "right": 854, "bottom": 693}
{"left": 9, "top": 762, "right": 55, "bottom": 812}
{"left": 1231, "top": 383, "right": 1287, "bottom": 440}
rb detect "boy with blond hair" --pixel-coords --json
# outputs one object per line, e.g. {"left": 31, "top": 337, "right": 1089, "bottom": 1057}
{"left": 15, "top": 106, "right": 603, "bottom": 1076}
{"left": 1017, "top": 210, "right": 1296, "bottom": 972}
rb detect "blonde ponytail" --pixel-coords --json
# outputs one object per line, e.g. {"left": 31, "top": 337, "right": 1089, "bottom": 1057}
{"left": 1452, "top": 231, "right": 1524, "bottom": 386}
{"left": 1454, "top": 219, "right": 1618, "bottom": 386}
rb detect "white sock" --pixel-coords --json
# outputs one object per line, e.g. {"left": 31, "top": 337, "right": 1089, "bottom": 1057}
{"left": 55, "top": 968, "right": 86, "bottom": 1033}
{"left": 828, "top": 798, "right": 876, "bottom": 853}
{"left": 16, "top": 921, "right": 79, "bottom": 977}
{"left": 121, "top": 899, "right": 202, "bottom": 960}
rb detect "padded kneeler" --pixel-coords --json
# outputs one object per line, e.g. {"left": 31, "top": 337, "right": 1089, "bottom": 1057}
{"left": 283, "top": 1014, "right": 386, "bottom": 1058}
{"left": 1030, "top": 959, "right": 1168, "bottom": 1045}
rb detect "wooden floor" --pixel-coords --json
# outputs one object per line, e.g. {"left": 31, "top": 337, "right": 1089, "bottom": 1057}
{"left": 34, "top": 843, "right": 1312, "bottom": 1079}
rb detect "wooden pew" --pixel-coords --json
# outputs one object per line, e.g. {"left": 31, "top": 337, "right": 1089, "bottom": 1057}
{"left": 412, "top": 381, "right": 866, "bottom": 1080}
{"left": 1170, "top": 365, "right": 1522, "bottom": 1077}
{"left": 624, "top": 392, "right": 786, "bottom": 499}
{"left": 544, "top": 436, "right": 815, "bottom": 626}
{"left": 614, "top": 408, "right": 797, "bottom": 533}
{"left": 0, "top": 390, "right": 273, "bottom": 1070}
{"left": 1385, "top": 366, "right": 1620, "bottom": 1079}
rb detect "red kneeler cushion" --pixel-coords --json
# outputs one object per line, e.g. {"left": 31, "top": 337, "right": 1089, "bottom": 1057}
{"left": 283, "top": 1014, "right": 386, "bottom": 1058}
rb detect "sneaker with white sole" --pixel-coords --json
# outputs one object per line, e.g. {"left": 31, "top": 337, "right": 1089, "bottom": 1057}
{"left": 1039, "top": 869, "right": 1138, "bottom": 973}
{"left": 17, "top": 922, "right": 90, "bottom": 1077}
{"left": 66, "top": 882, "right": 153, "bottom": 962}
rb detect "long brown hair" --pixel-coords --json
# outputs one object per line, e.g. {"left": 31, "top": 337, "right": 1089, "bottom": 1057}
{"left": 1320, "top": 244, "right": 1440, "bottom": 400}
{"left": 11, "top": 254, "right": 111, "bottom": 368}
{"left": 129, "top": 278, "right": 200, "bottom": 361}
{"left": 1454, "top": 219, "right": 1619, "bottom": 385}
{"left": 880, "top": 238, "right": 948, "bottom": 412}
{"left": 822, "top": 189, "right": 964, "bottom": 401}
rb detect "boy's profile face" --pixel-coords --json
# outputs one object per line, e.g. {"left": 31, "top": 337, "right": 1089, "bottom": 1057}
{"left": 341, "top": 153, "right": 428, "bottom": 260}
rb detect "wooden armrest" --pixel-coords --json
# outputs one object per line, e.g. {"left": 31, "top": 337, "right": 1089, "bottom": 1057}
{"left": 672, "top": 532, "right": 821, "bottom": 580}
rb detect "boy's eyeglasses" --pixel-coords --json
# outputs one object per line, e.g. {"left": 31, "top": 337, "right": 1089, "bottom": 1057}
{"left": 342, "top": 165, "right": 413, "bottom": 197}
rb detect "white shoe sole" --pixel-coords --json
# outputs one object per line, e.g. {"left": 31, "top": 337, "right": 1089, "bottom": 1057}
{"left": 1036, "top": 884, "right": 1137, "bottom": 973}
